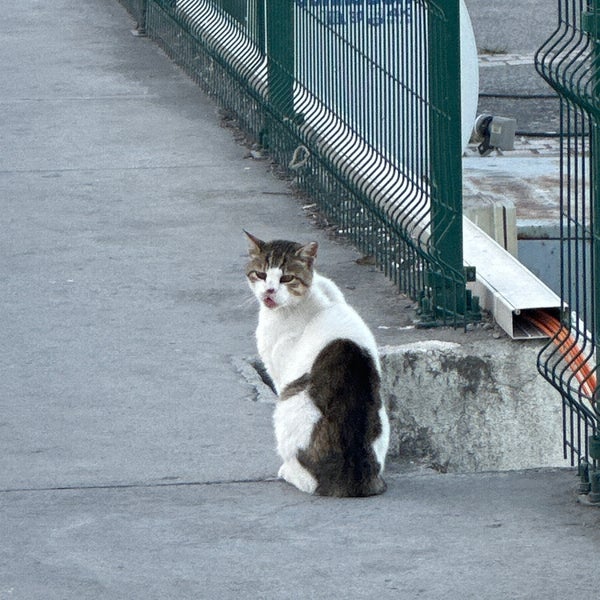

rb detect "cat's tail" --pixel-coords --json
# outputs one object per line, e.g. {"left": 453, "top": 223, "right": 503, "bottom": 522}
{"left": 310, "top": 455, "right": 387, "bottom": 498}
{"left": 315, "top": 474, "right": 387, "bottom": 497}
{"left": 363, "top": 474, "right": 387, "bottom": 497}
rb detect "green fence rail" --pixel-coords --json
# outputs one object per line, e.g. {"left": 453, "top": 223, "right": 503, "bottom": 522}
{"left": 536, "top": 0, "right": 600, "bottom": 501}
{"left": 118, "top": 0, "right": 478, "bottom": 327}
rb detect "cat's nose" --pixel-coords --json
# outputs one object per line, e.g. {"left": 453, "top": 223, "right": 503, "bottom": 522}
{"left": 266, "top": 287, "right": 276, "bottom": 294}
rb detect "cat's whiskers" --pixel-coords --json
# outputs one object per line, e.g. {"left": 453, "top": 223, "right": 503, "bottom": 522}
{"left": 237, "top": 295, "right": 259, "bottom": 310}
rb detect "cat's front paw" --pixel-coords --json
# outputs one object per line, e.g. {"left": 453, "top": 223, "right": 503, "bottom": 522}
{"left": 277, "top": 463, "right": 288, "bottom": 480}
{"left": 278, "top": 460, "right": 318, "bottom": 494}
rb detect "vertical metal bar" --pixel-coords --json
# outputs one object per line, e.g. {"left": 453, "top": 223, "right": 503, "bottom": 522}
{"left": 266, "top": 1, "right": 295, "bottom": 118}
{"left": 427, "top": 0, "right": 465, "bottom": 320}
{"left": 118, "top": 0, "right": 147, "bottom": 33}
{"left": 249, "top": 0, "right": 266, "bottom": 54}
{"left": 578, "top": 0, "right": 600, "bottom": 436}
{"left": 220, "top": 0, "right": 246, "bottom": 24}
{"left": 590, "top": 4, "right": 600, "bottom": 407}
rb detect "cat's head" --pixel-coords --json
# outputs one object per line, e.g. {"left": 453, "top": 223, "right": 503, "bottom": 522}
{"left": 244, "top": 231, "right": 318, "bottom": 310}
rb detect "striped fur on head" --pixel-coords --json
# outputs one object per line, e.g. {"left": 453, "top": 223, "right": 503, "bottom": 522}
{"left": 244, "top": 232, "right": 317, "bottom": 301}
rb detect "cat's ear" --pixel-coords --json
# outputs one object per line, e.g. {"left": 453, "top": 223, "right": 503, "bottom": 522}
{"left": 296, "top": 241, "right": 318, "bottom": 261}
{"left": 244, "top": 230, "right": 264, "bottom": 255}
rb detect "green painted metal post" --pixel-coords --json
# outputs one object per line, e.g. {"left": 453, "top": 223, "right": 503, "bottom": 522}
{"left": 136, "top": 0, "right": 147, "bottom": 34}
{"left": 219, "top": 0, "right": 247, "bottom": 25}
{"left": 427, "top": 0, "right": 466, "bottom": 321}
{"left": 266, "top": 1, "right": 295, "bottom": 119}
{"left": 254, "top": 0, "right": 266, "bottom": 56}
{"left": 582, "top": 1, "right": 600, "bottom": 411}
{"left": 118, "top": 0, "right": 147, "bottom": 34}
{"left": 594, "top": 127, "right": 600, "bottom": 417}
{"left": 591, "top": 5, "right": 600, "bottom": 412}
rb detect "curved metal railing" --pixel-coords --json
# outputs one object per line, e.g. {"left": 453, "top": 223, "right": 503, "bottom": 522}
{"left": 535, "top": 0, "right": 599, "bottom": 467}
{"left": 122, "top": 0, "right": 473, "bottom": 326}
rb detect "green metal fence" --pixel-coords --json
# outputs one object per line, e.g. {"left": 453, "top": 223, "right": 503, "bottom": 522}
{"left": 536, "top": 0, "right": 600, "bottom": 501}
{"left": 118, "top": 0, "right": 148, "bottom": 32}
{"left": 118, "top": 0, "right": 478, "bottom": 327}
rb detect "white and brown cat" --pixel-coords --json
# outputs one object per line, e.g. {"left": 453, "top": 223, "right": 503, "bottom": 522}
{"left": 245, "top": 231, "right": 389, "bottom": 497}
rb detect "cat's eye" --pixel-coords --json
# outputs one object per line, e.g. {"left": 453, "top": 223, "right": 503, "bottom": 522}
{"left": 280, "top": 274, "right": 295, "bottom": 284}
{"left": 253, "top": 271, "right": 267, "bottom": 280}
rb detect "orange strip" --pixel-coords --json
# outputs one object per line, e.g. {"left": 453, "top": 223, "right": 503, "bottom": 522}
{"left": 524, "top": 310, "right": 596, "bottom": 400}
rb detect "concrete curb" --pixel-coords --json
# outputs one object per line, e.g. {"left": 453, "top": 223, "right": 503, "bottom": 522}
{"left": 380, "top": 339, "right": 565, "bottom": 472}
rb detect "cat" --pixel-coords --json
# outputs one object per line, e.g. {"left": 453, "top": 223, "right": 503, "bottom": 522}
{"left": 244, "top": 231, "right": 389, "bottom": 497}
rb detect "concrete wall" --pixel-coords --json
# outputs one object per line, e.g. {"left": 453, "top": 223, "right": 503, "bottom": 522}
{"left": 380, "top": 339, "right": 566, "bottom": 472}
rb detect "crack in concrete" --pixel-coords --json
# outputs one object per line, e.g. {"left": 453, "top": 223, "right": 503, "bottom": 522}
{"left": 0, "top": 476, "right": 281, "bottom": 495}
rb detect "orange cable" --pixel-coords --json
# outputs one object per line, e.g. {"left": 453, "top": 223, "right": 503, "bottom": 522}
{"left": 524, "top": 310, "right": 596, "bottom": 400}
{"left": 534, "top": 312, "right": 595, "bottom": 396}
{"left": 537, "top": 311, "right": 596, "bottom": 395}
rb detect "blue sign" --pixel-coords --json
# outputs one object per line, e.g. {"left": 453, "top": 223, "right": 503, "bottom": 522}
{"left": 295, "top": 0, "right": 412, "bottom": 26}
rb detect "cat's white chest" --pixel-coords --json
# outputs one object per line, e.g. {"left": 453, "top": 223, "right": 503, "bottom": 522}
{"left": 256, "top": 309, "right": 309, "bottom": 392}
{"left": 255, "top": 273, "right": 379, "bottom": 392}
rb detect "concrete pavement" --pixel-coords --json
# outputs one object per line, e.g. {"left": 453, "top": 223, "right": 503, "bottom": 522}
{"left": 1, "top": 1, "right": 599, "bottom": 598}
{"left": 3, "top": 470, "right": 599, "bottom": 599}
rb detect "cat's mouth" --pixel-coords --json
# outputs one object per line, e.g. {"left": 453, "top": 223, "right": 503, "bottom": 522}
{"left": 263, "top": 296, "right": 278, "bottom": 309}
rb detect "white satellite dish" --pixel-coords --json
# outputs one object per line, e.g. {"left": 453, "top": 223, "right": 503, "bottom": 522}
{"left": 460, "top": 0, "right": 480, "bottom": 150}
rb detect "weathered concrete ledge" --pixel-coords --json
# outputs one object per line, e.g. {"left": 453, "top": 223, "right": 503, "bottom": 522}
{"left": 380, "top": 339, "right": 565, "bottom": 472}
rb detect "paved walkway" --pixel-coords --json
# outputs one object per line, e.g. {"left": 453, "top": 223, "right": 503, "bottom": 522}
{"left": 1, "top": 1, "right": 598, "bottom": 598}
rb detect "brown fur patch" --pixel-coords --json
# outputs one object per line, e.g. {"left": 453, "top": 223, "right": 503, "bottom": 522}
{"left": 297, "top": 339, "right": 386, "bottom": 497}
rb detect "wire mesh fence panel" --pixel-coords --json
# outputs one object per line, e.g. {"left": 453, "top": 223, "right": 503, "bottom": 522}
{"left": 147, "top": 0, "right": 268, "bottom": 137}
{"left": 535, "top": 0, "right": 600, "bottom": 471}
{"left": 140, "top": 0, "right": 471, "bottom": 325}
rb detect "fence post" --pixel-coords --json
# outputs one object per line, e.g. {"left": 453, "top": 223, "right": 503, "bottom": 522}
{"left": 219, "top": 0, "right": 247, "bottom": 25}
{"left": 591, "top": 8, "right": 600, "bottom": 403}
{"left": 137, "top": 0, "right": 147, "bottom": 35}
{"left": 426, "top": 0, "right": 467, "bottom": 322}
{"left": 265, "top": 1, "right": 295, "bottom": 119}
{"left": 582, "top": 1, "right": 600, "bottom": 409}
{"left": 117, "top": 0, "right": 148, "bottom": 34}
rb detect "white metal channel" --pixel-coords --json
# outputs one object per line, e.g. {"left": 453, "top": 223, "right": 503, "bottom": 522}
{"left": 463, "top": 217, "right": 561, "bottom": 339}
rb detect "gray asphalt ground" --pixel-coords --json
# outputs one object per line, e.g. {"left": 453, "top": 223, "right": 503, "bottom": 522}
{"left": 1, "top": 1, "right": 599, "bottom": 598}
